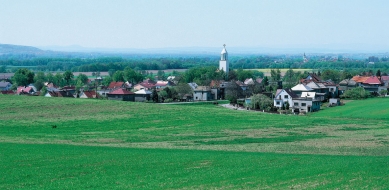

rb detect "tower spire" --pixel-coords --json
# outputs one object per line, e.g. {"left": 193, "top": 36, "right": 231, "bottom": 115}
{"left": 219, "top": 44, "right": 229, "bottom": 77}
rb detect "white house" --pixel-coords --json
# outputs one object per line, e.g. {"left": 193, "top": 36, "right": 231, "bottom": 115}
{"left": 291, "top": 84, "right": 313, "bottom": 96}
{"left": 292, "top": 98, "right": 321, "bottom": 113}
{"left": 273, "top": 88, "right": 298, "bottom": 109}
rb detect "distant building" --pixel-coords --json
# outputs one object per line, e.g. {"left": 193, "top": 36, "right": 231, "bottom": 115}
{"left": 219, "top": 44, "right": 229, "bottom": 76}
{"left": 303, "top": 53, "right": 308, "bottom": 63}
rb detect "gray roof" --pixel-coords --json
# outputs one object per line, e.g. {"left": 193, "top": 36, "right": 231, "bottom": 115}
{"left": 0, "top": 81, "right": 11, "bottom": 88}
{"left": 194, "top": 86, "right": 211, "bottom": 91}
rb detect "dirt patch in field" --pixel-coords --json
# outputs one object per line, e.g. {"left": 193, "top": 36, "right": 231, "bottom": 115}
{"left": 85, "top": 138, "right": 124, "bottom": 143}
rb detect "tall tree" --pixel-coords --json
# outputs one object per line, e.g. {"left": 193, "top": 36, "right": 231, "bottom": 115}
{"left": 175, "top": 83, "right": 193, "bottom": 98}
{"left": 12, "top": 68, "right": 35, "bottom": 86}
{"left": 112, "top": 71, "right": 125, "bottom": 82}
{"left": 76, "top": 73, "right": 89, "bottom": 85}
{"left": 63, "top": 71, "right": 74, "bottom": 85}
{"left": 283, "top": 69, "right": 296, "bottom": 88}
{"left": 152, "top": 89, "right": 159, "bottom": 103}
{"left": 124, "top": 67, "right": 143, "bottom": 84}
{"left": 225, "top": 80, "right": 243, "bottom": 104}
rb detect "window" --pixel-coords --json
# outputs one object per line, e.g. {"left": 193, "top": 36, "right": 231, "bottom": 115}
{"left": 276, "top": 101, "right": 280, "bottom": 105}
{"left": 294, "top": 103, "right": 298, "bottom": 106}
{"left": 302, "top": 103, "right": 306, "bottom": 106}
{"left": 284, "top": 95, "right": 288, "bottom": 99}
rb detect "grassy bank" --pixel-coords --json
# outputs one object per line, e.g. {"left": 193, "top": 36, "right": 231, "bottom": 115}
{"left": 1, "top": 95, "right": 389, "bottom": 188}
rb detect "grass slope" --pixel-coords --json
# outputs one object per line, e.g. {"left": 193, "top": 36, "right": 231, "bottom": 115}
{"left": 1, "top": 95, "right": 389, "bottom": 189}
{"left": 1, "top": 143, "right": 388, "bottom": 189}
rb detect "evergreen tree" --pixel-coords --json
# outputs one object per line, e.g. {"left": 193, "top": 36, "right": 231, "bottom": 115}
{"left": 152, "top": 89, "right": 159, "bottom": 103}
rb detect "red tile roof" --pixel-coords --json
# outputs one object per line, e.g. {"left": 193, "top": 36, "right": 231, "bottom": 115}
{"left": 17, "top": 86, "right": 34, "bottom": 94}
{"left": 351, "top": 76, "right": 370, "bottom": 83}
{"left": 381, "top": 76, "right": 389, "bottom": 81}
{"left": 136, "top": 81, "right": 156, "bottom": 89}
{"left": 363, "top": 76, "right": 382, "bottom": 84}
{"left": 108, "top": 82, "right": 124, "bottom": 89}
{"left": 108, "top": 88, "right": 134, "bottom": 95}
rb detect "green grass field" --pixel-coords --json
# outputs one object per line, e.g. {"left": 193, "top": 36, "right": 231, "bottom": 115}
{"left": 1, "top": 95, "right": 389, "bottom": 189}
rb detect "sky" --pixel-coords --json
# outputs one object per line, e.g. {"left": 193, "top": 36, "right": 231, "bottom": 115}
{"left": 1, "top": 0, "right": 389, "bottom": 52}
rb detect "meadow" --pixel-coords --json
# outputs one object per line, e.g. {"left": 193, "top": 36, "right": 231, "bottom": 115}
{"left": 1, "top": 95, "right": 389, "bottom": 189}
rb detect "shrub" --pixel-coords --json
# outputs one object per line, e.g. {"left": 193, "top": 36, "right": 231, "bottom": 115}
{"left": 164, "top": 98, "right": 173, "bottom": 103}
{"left": 247, "top": 94, "right": 273, "bottom": 111}
{"left": 340, "top": 87, "right": 370, "bottom": 99}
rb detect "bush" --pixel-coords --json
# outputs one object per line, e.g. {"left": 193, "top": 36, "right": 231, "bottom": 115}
{"left": 164, "top": 98, "right": 173, "bottom": 103}
{"left": 247, "top": 94, "right": 273, "bottom": 111}
{"left": 340, "top": 87, "right": 371, "bottom": 99}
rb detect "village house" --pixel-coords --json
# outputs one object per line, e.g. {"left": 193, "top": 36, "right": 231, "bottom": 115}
{"left": 107, "top": 88, "right": 134, "bottom": 101}
{"left": 351, "top": 75, "right": 383, "bottom": 93}
{"left": 134, "top": 89, "right": 152, "bottom": 102}
{"left": 108, "top": 82, "right": 126, "bottom": 90}
{"left": 61, "top": 86, "right": 76, "bottom": 97}
{"left": 209, "top": 80, "right": 229, "bottom": 100}
{"left": 273, "top": 88, "right": 298, "bottom": 109}
{"left": 292, "top": 97, "right": 321, "bottom": 113}
{"left": 291, "top": 84, "right": 313, "bottom": 97}
{"left": 193, "top": 86, "right": 213, "bottom": 101}
{"left": 0, "top": 81, "right": 12, "bottom": 91}
{"left": 17, "top": 86, "right": 35, "bottom": 95}
{"left": 338, "top": 79, "right": 357, "bottom": 95}
{"left": 329, "top": 98, "right": 341, "bottom": 106}
{"left": 155, "top": 80, "right": 174, "bottom": 90}
{"left": 188, "top": 82, "right": 198, "bottom": 90}
{"left": 1, "top": 90, "right": 14, "bottom": 95}
{"left": 44, "top": 91, "right": 74, "bottom": 98}
{"left": 300, "top": 73, "right": 338, "bottom": 99}
{"left": 133, "top": 79, "right": 156, "bottom": 91}
{"left": 79, "top": 90, "right": 99, "bottom": 99}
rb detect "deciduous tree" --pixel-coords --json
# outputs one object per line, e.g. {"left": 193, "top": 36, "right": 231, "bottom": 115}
{"left": 12, "top": 68, "right": 35, "bottom": 86}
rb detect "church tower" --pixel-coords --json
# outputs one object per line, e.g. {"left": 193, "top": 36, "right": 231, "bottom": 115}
{"left": 303, "top": 52, "right": 308, "bottom": 63}
{"left": 219, "top": 44, "right": 229, "bottom": 76}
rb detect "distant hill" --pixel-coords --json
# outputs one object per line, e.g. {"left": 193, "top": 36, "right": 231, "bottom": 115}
{"left": 0, "top": 44, "right": 102, "bottom": 59}
{"left": 0, "top": 44, "right": 46, "bottom": 55}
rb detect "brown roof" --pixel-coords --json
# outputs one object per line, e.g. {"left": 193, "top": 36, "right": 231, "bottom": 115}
{"left": 136, "top": 81, "right": 156, "bottom": 89}
{"left": 210, "top": 80, "right": 225, "bottom": 88}
{"left": 108, "top": 82, "right": 124, "bottom": 89}
{"left": 308, "top": 73, "right": 322, "bottom": 82}
{"left": 108, "top": 88, "right": 134, "bottom": 95}
{"left": 82, "top": 90, "right": 99, "bottom": 98}
{"left": 57, "top": 91, "right": 74, "bottom": 97}
{"left": 48, "top": 91, "right": 74, "bottom": 98}
{"left": 1, "top": 90, "right": 14, "bottom": 95}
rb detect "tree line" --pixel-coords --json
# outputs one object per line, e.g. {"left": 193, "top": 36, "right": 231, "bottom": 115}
{"left": 3, "top": 55, "right": 389, "bottom": 73}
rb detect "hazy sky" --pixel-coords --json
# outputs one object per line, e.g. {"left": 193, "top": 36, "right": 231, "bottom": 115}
{"left": 1, "top": 0, "right": 389, "bottom": 50}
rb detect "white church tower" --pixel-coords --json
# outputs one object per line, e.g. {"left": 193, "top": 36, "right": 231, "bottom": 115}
{"left": 219, "top": 44, "right": 229, "bottom": 76}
